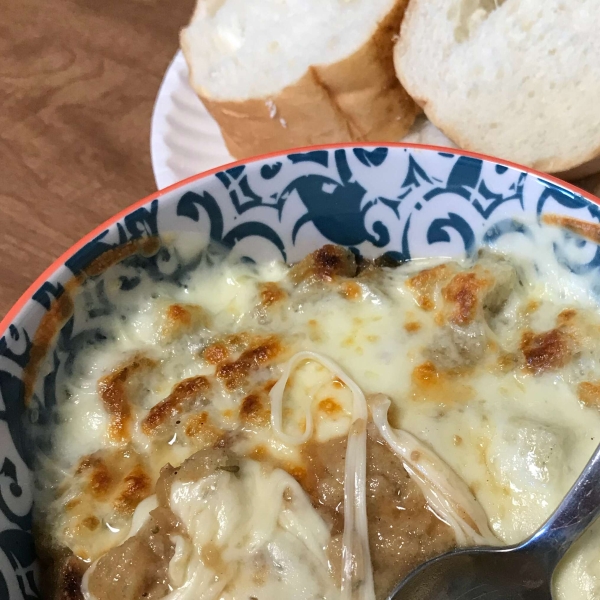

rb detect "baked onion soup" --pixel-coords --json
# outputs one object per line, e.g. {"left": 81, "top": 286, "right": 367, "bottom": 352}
{"left": 29, "top": 227, "right": 600, "bottom": 600}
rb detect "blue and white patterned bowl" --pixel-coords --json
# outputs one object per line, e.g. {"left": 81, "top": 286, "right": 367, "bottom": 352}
{"left": 1, "top": 144, "right": 599, "bottom": 599}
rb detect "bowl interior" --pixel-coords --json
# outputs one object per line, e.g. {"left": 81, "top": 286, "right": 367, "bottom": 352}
{"left": 1, "top": 144, "right": 599, "bottom": 599}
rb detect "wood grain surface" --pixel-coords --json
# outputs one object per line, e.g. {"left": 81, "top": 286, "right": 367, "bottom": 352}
{"left": 0, "top": 0, "right": 195, "bottom": 318}
{"left": 1, "top": 0, "right": 599, "bottom": 321}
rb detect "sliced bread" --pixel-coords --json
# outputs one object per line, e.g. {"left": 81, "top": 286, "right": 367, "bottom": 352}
{"left": 394, "top": 0, "right": 600, "bottom": 173}
{"left": 181, "top": 0, "right": 419, "bottom": 159}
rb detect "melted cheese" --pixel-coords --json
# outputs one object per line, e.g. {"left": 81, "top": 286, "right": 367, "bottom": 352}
{"left": 164, "top": 460, "right": 338, "bottom": 600}
{"left": 370, "top": 394, "right": 497, "bottom": 547}
{"left": 81, "top": 495, "right": 161, "bottom": 600}
{"left": 36, "top": 219, "right": 600, "bottom": 600}
{"left": 269, "top": 351, "right": 375, "bottom": 599}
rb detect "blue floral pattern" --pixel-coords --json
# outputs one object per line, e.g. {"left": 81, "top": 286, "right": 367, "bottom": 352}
{"left": 0, "top": 145, "right": 598, "bottom": 598}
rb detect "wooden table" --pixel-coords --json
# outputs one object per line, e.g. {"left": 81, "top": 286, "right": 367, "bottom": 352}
{"left": 0, "top": 0, "right": 195, "bottom": 318}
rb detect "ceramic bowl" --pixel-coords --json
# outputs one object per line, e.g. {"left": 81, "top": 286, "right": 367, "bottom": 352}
{"left": 1, "top": 144, "right": 599, "bottom": 599}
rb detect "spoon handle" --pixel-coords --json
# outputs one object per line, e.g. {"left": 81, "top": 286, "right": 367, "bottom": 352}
{"left": 526, "top": 442, "right": 600, "bottom": 565}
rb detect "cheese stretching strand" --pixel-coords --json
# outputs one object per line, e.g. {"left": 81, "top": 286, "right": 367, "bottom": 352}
{"left": 270, "top": 351, "right": 376, "bottom": 600}
{"left": 270, "top": 354, "right": 499, "bottom": 599}
{"left": 369, "top": 394, "right": 498, "bottom": 546}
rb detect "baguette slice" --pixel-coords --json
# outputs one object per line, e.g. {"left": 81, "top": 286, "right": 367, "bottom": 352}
{"left": 181, "top": 0, "right": 419, "bottom": 159}
{"left": 394, "top": 0, "right": 600, "bottom": 174}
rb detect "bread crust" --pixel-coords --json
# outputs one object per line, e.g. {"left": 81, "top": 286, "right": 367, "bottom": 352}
{"left": 422, "top": 111, "right": 600, "bottom": 175}
{"left": 181, "top": 0, "right": 418, "bottom": 159}
{"left": 557, "top": 155, "right": 600, "bottom": 182}
{"left": 394, "top": 0, "right": 600, "bottom": 175}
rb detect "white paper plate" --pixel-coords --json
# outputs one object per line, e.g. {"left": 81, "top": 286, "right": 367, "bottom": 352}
{"left": 151, "top": 51, "right": 234, "bottom": 190}
{"left": 150, "top": 51, "right": 458, "bottom": 190}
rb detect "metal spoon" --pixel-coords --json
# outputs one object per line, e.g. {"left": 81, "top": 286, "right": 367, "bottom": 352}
{"left": 388, "top": 442, "right": 600, "bottom": 600}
